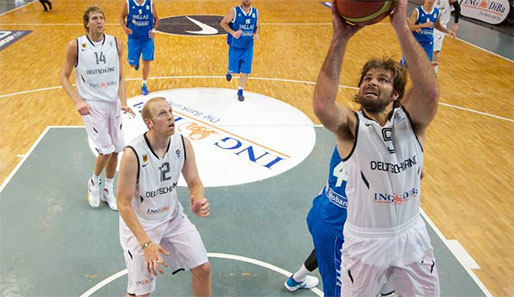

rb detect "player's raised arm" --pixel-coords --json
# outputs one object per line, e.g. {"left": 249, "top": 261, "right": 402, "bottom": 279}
{"left": 313, "top": 5, "right": 361, "bottom": 141}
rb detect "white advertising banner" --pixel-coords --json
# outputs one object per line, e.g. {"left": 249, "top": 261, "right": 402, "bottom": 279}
{"left": 460, "top": 0, "right": 510, "bottom": 24}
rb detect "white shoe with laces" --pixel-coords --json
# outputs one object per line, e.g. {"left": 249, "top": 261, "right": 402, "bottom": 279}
{"left": 284, "top": 275, "right": 319, "bottom": 291}
{"left": 87, "top": 178, "right": 100, "bottom": 208}
{"left": 102, "top": 186, "right": 118, "bottom": 211}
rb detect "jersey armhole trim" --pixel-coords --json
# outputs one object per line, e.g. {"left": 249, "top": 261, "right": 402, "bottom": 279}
{"left": 74, "top": 39, "right": 79, "bottom": 68}
{"left": 401, "top": 105, "right": 424, "bottom": 152}
{"left": 180, "top": 134, "right": 187, "bottom": 163}
{"left": 114, "top": 36, "right": 119, "bottom": 55}
{"left": 341, "top": 111, "right": 359, "bottom": 162}
{"left": 126, "top": 145, "right": 140, "bottom": 183}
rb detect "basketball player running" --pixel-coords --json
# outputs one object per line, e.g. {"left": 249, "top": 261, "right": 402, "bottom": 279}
{"left": 314, "top": 0, "right": 440, "bottom": 295}
{"left": 60, "top": 6, "right": 135, "bottom": 211}
{"left": 400, "top": 0, "right": 454, "bottom": 67}
{"left": 117, "top": 97, "right": 211, "bottom": 297}
{"left": 433, "top": 0, "right": 461, "bottom": 73}
{"left": 285, "top": 148, "right": 397, "bottom": 297}
{"left": 220, "top": 0, "right": 260, "bottom": 102}
{"left": 120, "top": 0, "right": 159, "bottom": 96}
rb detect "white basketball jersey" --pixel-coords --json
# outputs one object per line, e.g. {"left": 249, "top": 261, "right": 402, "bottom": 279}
{"left": 435, "top": 0, "right": 451, "bottom": 27}
{"left": 125, "top": 132, "right": 186, "bottom": 230}
{"left": 75, "top": 34, "right": 120, "bottom": 102}
{"left": 343, "top": 107, "right": 424, "bottom": 236}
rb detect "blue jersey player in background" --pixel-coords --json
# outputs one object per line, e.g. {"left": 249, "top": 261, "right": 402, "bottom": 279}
{"left": 401, "top": 0, "right": 453, "bottom": 69}
{"left": 285, "top": 147, "right": 397, "bottom": 297}
{"left": 220, "top": 0, "right": 260, "bottom": 102}
{"left": 120, "top": 0, "right": 159, "bottom": 95}
{"left": 284, "top": 147, "right": 347, "bottom": 296}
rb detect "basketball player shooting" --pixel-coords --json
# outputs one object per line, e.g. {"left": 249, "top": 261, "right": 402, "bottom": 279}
{"left": 313, "top": 0, "right": 441, "bottom": 296}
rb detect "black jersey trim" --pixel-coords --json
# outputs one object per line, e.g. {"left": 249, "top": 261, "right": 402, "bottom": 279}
{"left": 341, "top": 112, "right": 359, "bottom": 162}
{"left": 114, "top": 36, "right": 119, "bottom": 54}
{"left": 380, "top": 291, "right": 396, "bottom": 296}
{"left": 85, "top": 35, "right": 95, "bottom": 47}
{"left": 172, "top": 268, "right": 185, "bottom": 275}
{"left": 143, "top": 132, "right": 172, "bottom": 159}
{"left": 401, "top": 106, "right": 424, "bottom": 152}
{"left": 360, "top": 171, "right": 370, "bottom": 189}
{"left": 85, "top": 34, "right": 106, "bottom": 47}
{"left": 74, "top": 39, "right": 79, "bottom": 67}
{"left": 126, "top": 146, "right": 140, "bottom": 183}
{"left": 144, "top": 132, "right": 160, "bottom": 159}
{"left": 180, "top": 134, "right": 187, "bottom": 163}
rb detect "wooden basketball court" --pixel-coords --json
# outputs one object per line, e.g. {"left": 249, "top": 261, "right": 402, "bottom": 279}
{"left": 0, "top": 0, "right": 512, "bottom": 296}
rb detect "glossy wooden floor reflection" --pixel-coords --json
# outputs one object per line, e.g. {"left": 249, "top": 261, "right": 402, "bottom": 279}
{"left": 0, "top": 0, "right": 512, "bottom": 296}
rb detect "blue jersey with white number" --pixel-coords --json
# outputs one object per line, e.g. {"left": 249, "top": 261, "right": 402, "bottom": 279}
{"left": 226, "top": 6, "right": 258, "bottom": 49}
{"left": 311, "top": 146, "right": 348, "bottom": 229}
{"left": 127, "top": 0, "right": 154, "bottom": 37}
{"left": 413, "top": 6, "right": 440, "bottom": 43}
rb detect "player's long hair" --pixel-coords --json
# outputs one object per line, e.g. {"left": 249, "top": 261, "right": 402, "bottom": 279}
{"left": 353, "top": 57, "right": 408, "bottom": 108}
{"left": 83, "top": 6, "right": 105, "bottom": 33}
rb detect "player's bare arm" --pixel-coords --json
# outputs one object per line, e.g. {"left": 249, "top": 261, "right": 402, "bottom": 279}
{"left": 313, "top": 5, "right": 360, "bottom": 157}
{"left": 60, "top": 40, "right": 90, "bottom": 115}
{"left": 116, "top": 38, "right": 135, "bottom": 117}
{"left": 120, "top": 2, "right": 132, "bottom": 35}
{"left": 220, "top": 9, "right": 241, "bottom": 39}
{"left": 181, "top": 137, "right": 210, "bottom": 217}
{"left": 392, "top": 0, "right": 438, "bottom": 141}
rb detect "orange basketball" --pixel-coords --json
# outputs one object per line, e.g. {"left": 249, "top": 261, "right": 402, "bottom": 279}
{"left": 334, "top": 0, "right": 393, "bottom": 26}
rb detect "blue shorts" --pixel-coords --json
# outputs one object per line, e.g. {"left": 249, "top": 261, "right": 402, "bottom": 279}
{"left": 307, "top": 199, "right": 344, "bottom": 297}
{"left": 127, "top": 35, "right": 154, "bottom": 66}
{"left": 401, "top": 41, "right": 433, "bottom": 65}
{"left": 228, "top": 45, "right": 253, "bottom": 74}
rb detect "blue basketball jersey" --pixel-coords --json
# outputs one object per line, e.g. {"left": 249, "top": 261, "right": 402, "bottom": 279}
{"left": 412, "top": 6, "right": 440, "bottom": 43}
{"left": 226, "top": 6, "right": 258, "bottom": 49}
{"left": 311, "top": 146, "right": 348, "bottom": 228}
{"left": 127, "top": 0, "right": 154, "bottom": 37}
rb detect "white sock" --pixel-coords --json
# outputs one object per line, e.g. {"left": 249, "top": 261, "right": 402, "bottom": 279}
{"left": 292, "top": 264, "right": 309, "bottom": 283}
{"left": 105, "top": 178, "right": 114, "bottom": 189}
{"left": 142, "top": 80, "right": 147, "bottom": 86}
{"left": 434, "top": 65, "right": 439, "bottom": 74}
{"left": 238, "top": 86, "right": 244, "bottom": 90}
{"left": 92, "top": 174, "right": 101, "bottom": 186}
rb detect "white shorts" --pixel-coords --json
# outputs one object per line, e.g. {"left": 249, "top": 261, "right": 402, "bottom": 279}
{"left": 120, "top": 216, "right": 209, "bottom": 296}
{"left": 340, "top": 217, "right": 440, "bottom": 297}
{"left": 433, "top": 29, "right": 446, "bottom": 52}
{"left": 82, "top": 100, "right": 125, "bottom": 154}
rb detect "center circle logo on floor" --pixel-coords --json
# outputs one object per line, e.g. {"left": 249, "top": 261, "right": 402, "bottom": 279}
{"left": 157, "top": 15, "right": 226, "bottom": 36}
{"left": 113, "top": 88, "right": 314, "bottom": 187}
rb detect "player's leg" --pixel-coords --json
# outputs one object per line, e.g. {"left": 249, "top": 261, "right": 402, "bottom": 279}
{"left": 237, "top": 46, "right": 254, "bottom": 101}
{"left": 433, "top": 30, "right": 445, "bottom": 74}
{"left": 191, "top": 262, "right": 212, "bottom": 297}
{"left": 161, "top": 217, "right": 210, "bottom": 296}
{"left": 141, "top": 37, "right": 154, "bottom": 95}
{"left": 127, "top": 37, "right": 143, "bottom": 71}
{"left": 83, "top": 101, "right": 116, "bottom": 207}
{"left": 38, "top": 0, "right": 48, "bottom": 11}
{"left": 284, "top": 249, "right": 319, "bottom": 292}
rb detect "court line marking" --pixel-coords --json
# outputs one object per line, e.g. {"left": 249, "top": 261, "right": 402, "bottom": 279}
{"left": 0, "top": 126, "right": 495, "bottom": 296}
{"left": 0, "top": 76, "right": 512, "bottom": 123}
{"left": 0, "top": 126, "right": 81, "bottom": 193}
{"left": 420, "top": 209, "right": 493, "bottom": 297}
{"left": 79, "top": 252, "right": 323, "bottom": 297}
{"left": 0, "top": 0, "right": 34, "bottom": 17}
